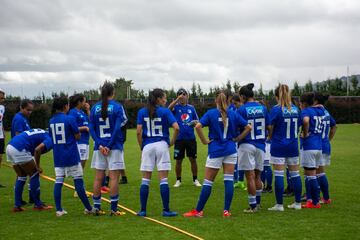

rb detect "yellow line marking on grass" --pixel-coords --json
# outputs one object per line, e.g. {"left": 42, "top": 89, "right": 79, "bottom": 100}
{"left": 2, "top": 163, "right": 204, "bottom": 240}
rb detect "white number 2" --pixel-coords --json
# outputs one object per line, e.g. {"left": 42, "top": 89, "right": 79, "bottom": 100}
{"left": 99, "top": 118, "right": 111, "bottom": 138}
{"left": 50, "top": 123, "right": 66, "bottom": 144}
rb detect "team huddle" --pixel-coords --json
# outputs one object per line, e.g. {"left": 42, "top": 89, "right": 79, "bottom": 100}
{"left": 1, "top": 81, "right": 337, "bottom": 217}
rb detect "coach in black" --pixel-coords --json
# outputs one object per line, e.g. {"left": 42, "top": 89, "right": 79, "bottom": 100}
{"left": 168, "top": 88, "right": 201, "bottom": 188}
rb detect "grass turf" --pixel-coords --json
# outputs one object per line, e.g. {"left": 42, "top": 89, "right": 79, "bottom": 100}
{"left": 0, "top": 124, "right": 359, "bottom": 240}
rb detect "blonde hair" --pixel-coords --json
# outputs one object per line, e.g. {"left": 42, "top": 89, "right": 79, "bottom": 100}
{"left": 275, "top": 84, "right": 292, "bottom": 110}
{"left": 217, "top": 92, "right": 228, "bottom": 128}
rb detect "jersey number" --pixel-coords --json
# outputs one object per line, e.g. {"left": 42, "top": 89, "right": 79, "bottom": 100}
{"left": 99, "top": 118, "right": 111, "bottom": 138}
{"left": 50, "top": 123, "right": 66, "bottom": 144}
{"left": 248, "top": 118, "right": 265, "bottom": 140}
{"left": 25, "top": 128, "right": 46, "bottom": 136}
{"left": 284, "top": 118, "right": 298, "bottom": 139}
{"left": 144, "top": 118, "right": 163, "bottom": 137}
{"left": 218, "top": 118, "right": 229, "bottom": 139}
{"left": 314, "top": 116, "right": 323, "bottom": 134}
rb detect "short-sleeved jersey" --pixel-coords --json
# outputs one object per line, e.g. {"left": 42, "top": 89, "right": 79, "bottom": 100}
{"left": 90, "top": 100, "right": 127, "bottom": 151}
{"left": 300, "top": 107, "right": 325, "bottom": 151}
{"left": 8, "top": 128, "right": 52, "bottom": 155}
{"left": 200, "top": 108, "right": 248, "bottom": 158}
{"left": 137, "top": 106, "right": 177, "bottom": 149}
{"left": 228, "top": 103, "right": 237, "bottom": 112}
{"left": 68, "top": 108, "right": 90, "bottom": 145}
{"left": 49, "top": 112, "right": 80, "bottom": 167}
{"left": 172, "top": 104, "right": 198, "bottom": 141}
{"left": 11, "top": 112, "right": 31, "bottom": 138}
{"left": 270, "top": 104, "right": 301, "bottom": 158}
{"left": 0, "top": 105, "right": 5, "bottom": 139}
{"left": 237, "top": 102, "right": 270, "bottom": 152}
{"left": 319, "top": 107, "right": 336, "bottom": 155}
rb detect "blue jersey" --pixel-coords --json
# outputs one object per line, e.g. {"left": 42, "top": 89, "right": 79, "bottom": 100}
{"left": 300, "top": 107, "right": 325, "bottom": 151}
{"left": 320, "top": 107, "right": 336, "bottom": 155}
{"left": 9, "top": 128, "right": 52, "bottom": 155}
{"left": 200, "top": 108, "right": 248, "bottom": 158}
{"left": 237, "top": 102, "right": 270, "bottom": 152}
{"left": 270, "top": 104, "right": 301, "bottom": 158}
{"left": 68, "top": 108, "right": 90, "bottom": 145}
{"left": 49, "top": 112, "right": 80, "bottom": 167}
{"left": 11, "top": 112, "right": 31, "bottom": 138}
{"left": 228, "top": 103, "right": 237, "bottom": 112}
{"left": 172, "top": 104, "right": 198, "bottom": 141}
{"left": 137, "top": 106, "right": 177, "bottom": 149}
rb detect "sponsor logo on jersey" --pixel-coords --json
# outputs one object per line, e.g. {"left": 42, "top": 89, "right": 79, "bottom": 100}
{"left": 282, "top": 106, "right": 299, "bottom": 117}
{"left": 246, "top": 106, "right": 264, "bottom": 118}
{"left": 181, "top": 113, "right": 191, "bottom": 124}
{"left": 95, "top": 105, "right": 114, "bottom": 114}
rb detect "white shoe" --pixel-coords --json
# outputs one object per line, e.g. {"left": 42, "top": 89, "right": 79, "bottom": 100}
{"left": 56, "top": 210, "right": 68, "bottom": 217}
{"left": 287, "top": 202, "right": 302, "bottom": 210}
{"left": 268, "top": 204, "right": 284, "bottom": 212}
{"left": 193, "top": 179, "right": 202, "bottom": 187}
{"left": 84, "top": 208, "right": 93, "bottom": 215}
{"left": 173, "top": 180, "right": 181, "bottom": 187}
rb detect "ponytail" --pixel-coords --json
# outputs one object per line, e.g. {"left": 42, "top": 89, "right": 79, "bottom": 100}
{"left": 275, "top": 84, "right": 292, "bottom": 110}
{"left": 147, "top": 88, "right": 165, "bottom": 119}
{"left": 216, "top": 91, "right": 228, "bottom": 128}
{"left": 100, "top": 82, "right": 114, "bottom": 120}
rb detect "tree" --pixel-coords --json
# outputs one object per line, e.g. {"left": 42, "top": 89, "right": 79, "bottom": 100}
{"left": 292, "top": 81, "right": 301, "bottom": 96}
{"left": 258, "top": 83, "right": 264, "bottom": 97}
{"left": 197, "top": 84, "right": 203, "bottom": 98}
{"left": 304, "top": 79, "right": 313, "bottom": 92}
{"left": 226, "top": 80, "right": 232, "bottom": 92}
{"left": 350, "top": 76, "right": 359, "bottom": 95}
{"left": 191, "top": 82, "right": 197, "bottom": 99}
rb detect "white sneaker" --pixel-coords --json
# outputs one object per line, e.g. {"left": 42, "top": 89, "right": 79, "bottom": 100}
{"left": 56, "top": 210, "right": 68, "bottom": 217}
{"left": 84, "top": 208, "right": 93, "bottom": 215}
{"left": 193, "top": 179, "right": 202, "bottom": 187}
{"left": 287, "top": 202, "right": 302, "bottom": 210}
{"left": 173, "top": 180, "right": 181, "bottom": 187}
{"left": 268, "top": 204, "right": 284, "bottom": 212}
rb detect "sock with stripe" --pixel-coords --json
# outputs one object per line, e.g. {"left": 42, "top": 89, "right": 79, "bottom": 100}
{"left": 274, "top": 170, "right": 284, "bottom": 205}
{"left": 224, "top": 174, "right": 234, "bottom": 211}
{"left": 233, "top": 163, "right": 239, "bottom": 182}
{"left": 256, "top": 189, "right": 262, "bottom": 205}
{"left": 140, "top": 178, "right": 150, "bottom": 212}
{"left": 290, "top": 171, "right": 302, "bottom": 203}
{"left": 110, "top": 194, "right": 119, "bottom": 212}
{"left": 74, "top": 177, "right": 92, "bottom": 211}
{"left": 317, "top": 173, "right": 330, "bottom": 200}
{"left": 14, "top": 176, "right": 27, "bottom": 207}
{"left": 196, "top": 179, "right": 213, "bottom": 212}
{"left": 29, "top": 172, "right": 42, "bottom": 207}
{"left": 308, "top": 176, "right": 319, "bottom": 205}
{"left": 238, "top": 170, "right": 245, "bottom": 182}
{"left": 54, "top": 177, "right": 64, "bottom": 211}
{"left": 265, "top": 165, "right": 273, "bottom": 187}
{"left": 248, "top": 195, "right": 257, "bottom": 209}
{"left": 93, "top": 195, "right": 102, "bottom": 210}
{"left": 160, "top": 178, "right": 170, "bottom": 212}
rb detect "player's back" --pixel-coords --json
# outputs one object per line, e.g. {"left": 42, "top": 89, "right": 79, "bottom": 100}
{"left": 301, "top": 106, "right": 324, "bottom": 150}
{"left": 319, "top": 107, "right": 336, "bottom": 154}
{"left": 49, "top": 112, "right": 80, "bottom": 167}
{"left": 9, "top": 128, "right": 50, "bottom": 155}
{"left": 11, "top": 112, "right": 30, "bottom": 138}
{"left": 68, "top": 108, "right": 90, "bottom": 144}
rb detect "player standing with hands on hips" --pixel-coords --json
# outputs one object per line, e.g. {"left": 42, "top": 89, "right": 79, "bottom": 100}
{"left": 168, "top": 88, "right": 201, "bottom": 188}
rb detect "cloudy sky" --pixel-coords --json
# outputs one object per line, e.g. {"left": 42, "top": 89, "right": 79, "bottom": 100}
{"left": 0, "top": 0, "right": 359, "bottom": 98}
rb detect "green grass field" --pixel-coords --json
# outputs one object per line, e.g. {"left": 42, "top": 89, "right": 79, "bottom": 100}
{"left": 1, "top": 124, "right": 360, "bottom": 240}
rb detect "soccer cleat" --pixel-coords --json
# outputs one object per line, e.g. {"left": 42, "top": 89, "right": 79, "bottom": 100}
{"left": 287, "top": 202, "right": 302, "bottom": 210}
{"left": 119, "top": 177, "right": 128, "bottom": 184}
{"left": 183, "top": 209, "right": 203, "bottom": 217}
{"left": 56, "top": 210, "right": 68, "bottom": 217}
{"left": 12, "top": 206, "right": 26, "bottom": 212}
{"left": 268, "top": 204, "right": 284, "bottom": 212}
{"left": 193, "top": 179, "right": 202, "bottom": 187}
{"left": 302, "top": 201, "right": 321, "bottom": 209}
{"left": 256, "top": 204, "right": 261, "bottom": 211}
{"left": 301, "top": 194, "right": 308, "bottom": 202}
{"left": 239, "top": 181, "right": 247, "bottom": 191}
{"left": 137, "top": 211, "right": 147, "bottom": 217}
{"left": 320, "top": 198, "right": 332, "bottom": 204}
{"left": 163, "top": 210, "right": 178, "bottom": 217}
{"left": 264, "top": 186, "right": 273, "bottom": 193}
{"left": 33, "top": 204, "right": 53, "bottom": 211}
{"left": 93, "top": 208, "right": 106, "bottom": 216}
{"left": 243, "top": 207, "right": 257, "bottom": 213}
{"left": 84, "top": 209, "right": 94, "bottom": 215}
{"left": 110, "top": 210, "right": 126, "bottom": 216}
{"left": 173, "top": 180, "right": 181, "bottom": 188}
{"left": 223, "top": 210, "right": 231, "bottom": 217}
{"left": 100, "top": 186, "right": 110, "bottom": 194}
{"left": 283, "top": 188, "right": 294, "bottom": 197}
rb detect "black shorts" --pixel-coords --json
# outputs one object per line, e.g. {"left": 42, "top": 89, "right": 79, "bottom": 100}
{"left": 0, "top": 138, "right": 4, "bottom": 154}
{"left": 174, "top": 140, "right": 197, "bottom": 160}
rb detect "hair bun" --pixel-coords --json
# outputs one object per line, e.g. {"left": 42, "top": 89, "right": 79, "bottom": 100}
{"left": 247, "top": 83, "right": 255, "bottom": 90}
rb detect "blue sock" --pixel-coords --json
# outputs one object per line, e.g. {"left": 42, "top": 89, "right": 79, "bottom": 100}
{"left": 196, "top": 179, "right": 213, "bottom": 212}
{"left": 28, "top": 183, "right": 34, "bottom": 202}
{"left": 74, "top": 178, "right": 92, "bottom": 211}
{"left": 308, "top": 176, "right": 319, "bottom": 205}
{"left": 274, "top": 170, "right": 284, "bottom": 205}
{"left": 29, "top": 172, "right": 42, "bottom": 206}
{"left": 286, "top": 168, "right": 293, "bottom": 191}
{"left": 317, "top": 173, "right": 329, "bottom": 200}
{"left": 238, "top": 170, "right": 245, "bottom": 182}
{"left": 110, "top": 194, "right": 119, "bottom": 212}
{"left": 160, "top": 178, "right": 170, "bottom": 212}
{"left": 140, "top": 178, "right": 150, "bottom": 212}
{"left": 256, "top": 189, "right": 262, "bottom": 205}
{"left": 305, "top": 176, "right": 311, "bottom": 200}
{"left": 224, "top": 174, "right": 234, "bottom": 211}
{"left": 233, "top": 163, "right": 239, "bottom": 182}
{"left": 261, "top": 170, "right": 266, "bottom": 185}
{"left": 290, "top": 171, "right": 302, "bottom": 203}
{"left": 14, "top": 177, "right": 27, "bottom": 207}
{"left": 54, "top": 177, "right": 64, "bottom": 211}
{"left": 93, "top": 195, "right": 102, "bottom": 210}
{"left": 265, "top": 166, "right": 273, "bottom": 187}
{"left": 248, "top": 195, "right": 257, "bottom": 209}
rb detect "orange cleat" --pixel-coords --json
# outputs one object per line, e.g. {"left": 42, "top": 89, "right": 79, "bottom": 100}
{"left": 101, "top": 186, "right": 110, "bottom": 194}
{"left": 33, "top": 204, "right": 54, "bottom": 211}
{"left": 12, "top": 206, "right": 26, "bottom": 212}
{"left": 183, "top": 209, "right": 203, "bottom": 217}
{"left": 320, "top": 198, "right": 332, "bottom": 204}
{"left": 223, "top": 210, "right": 231, "bottom": 217}
{"left": 302, "top": 200, "right": 321, "bottom": 209}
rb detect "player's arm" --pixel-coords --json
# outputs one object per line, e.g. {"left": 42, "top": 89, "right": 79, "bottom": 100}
{"left": 234, "top": 124, "right": 252, "bottom": 142}
{"left": 170, "top": 122, "right": 179, "bottom": 147}
{"left": 79, "top": 126, "right": 89, "bottom": 132}
{"left": 168, "top": 95, "right": 181, "bottom": 111}
{"left": 302, "top": 116, "right": 310, "bottom": 137}
{"left": 136, "top": 124, "right": 143, "bottom": 150}
{"left": 195, "top": 123, "right": 210, "bottom": 145}
{"left": 34, "top": 143, "right": 46, "bottom": 172}
{"left": 329, "top": 125, "right": 337, "bottom": 141}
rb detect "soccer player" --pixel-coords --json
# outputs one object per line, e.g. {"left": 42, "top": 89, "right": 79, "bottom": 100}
{"left": 0, "top": 88, "right": 5, "bottom": 188}
{"left": 299, "top": 92, "right": 324, "bottom": 209}
{"left": 261, "top": 139, "right": 273, "bottom": 193}
{"left": 6, "top": 128, "right": 53, "bottom": 212}
{"left": 136, "top": 88, "right": 179, "bottom": 217}
{"left": 168, "top": 88, "right": 201, "bottom": 188}
{"left": 89, "top": 82, "right": 128, "bottom": 216}
{"left": 314, "top": 93, "right": 337, "bottom": 204}
{"left": 267, "top": 84, "right": 302, "bottom": 211}
{"left": 183, "top": 91, "right": 251, "bottom": 217}
{"left": 237, "top": 83, "right": 271, "bottom": 213}
{"left": 11, "top": 99, "right": 34, "bottom": 204}
{"left": 49, "top": 96, "right": 93, "bottom": 217}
